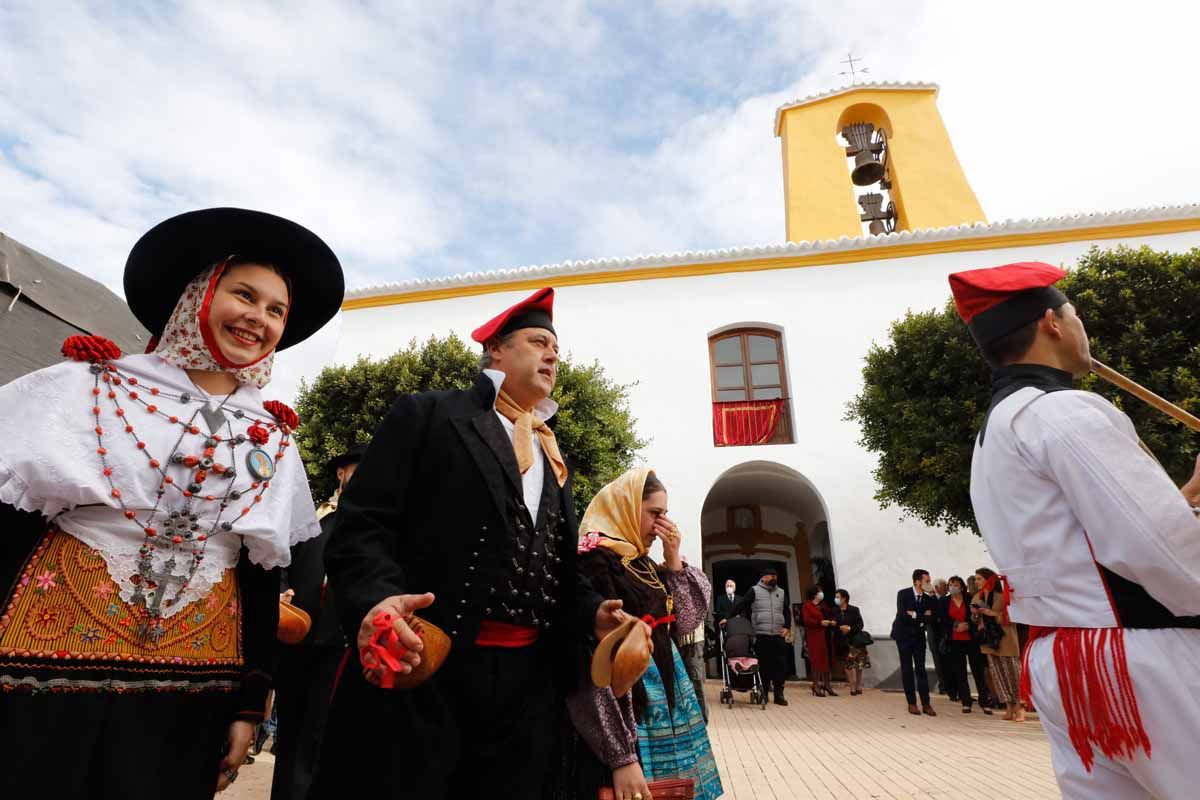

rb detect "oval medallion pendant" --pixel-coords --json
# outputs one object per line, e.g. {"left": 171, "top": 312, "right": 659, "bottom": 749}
{"left": 246, "top": 448, "right": 276, "bottom": 481}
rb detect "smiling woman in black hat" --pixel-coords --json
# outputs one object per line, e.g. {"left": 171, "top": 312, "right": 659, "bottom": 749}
{"left": 0, "top": 208, "right": 343, "bottom": 798}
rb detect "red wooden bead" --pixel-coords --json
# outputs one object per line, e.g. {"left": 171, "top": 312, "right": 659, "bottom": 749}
{"left": 212, "top": 464, "right": 226, "bottom": 474}
{"left": 183, "top": 456, "right": 199, "bottom": 468}
{"left": 253, "top": 496, "right": 262, "bottom": 504}
{"left": 136, "top": 441, "right": 146, "bottom": 450}
{"left": 107, "top": 391, "right": 116, "bottom": 399}
{"left": 102, "top": 374, "right": 111, "bottom": 383}
{"left": 169, "top": 416, "right": 178, "bottom": 424}
{"left": 182, "top": 491, "right": 193, "bottom": 498}
{"left": 124, "top": 425, "right": 133, "bottom": 433}
{"left": 146, "top": 405, "right": 157, "bottom": 413}
{"left": 92, "top": 388, "right": 100, "bottom": 396}
{"left": 127, "top": 377, "right": 137, "bottom": 385}
{"left": 242, "top": 507, "right": 251, "bottom": 515}
{"left": 195, "top": 470, "right": 208, "bottom": 481}
{"left": 150, "top": 387, "right": 159, "bottom": 395}
{"left": 115, "top": 409, "right": 125, "bottom": 417}
{"left": 204, "top": 495, "right": 215, "bottom": 501}
{"left": 163, "top": 476, "right": 173, "bottom": 484}
{"left": 95, "top": 426, "right": 103, "bottom": 435}
{"left": 197, "top": 534, "right": 207, "bottom": 541}
{"left": 149, "top": 459, "right": 160, "bottom": 469}
{"left": 97, "top": 447, "right": 107, "bottom": 455}
{"left": 172, "top": 536, "right": 183, "bottom": 544}
{"left": 92, "top": 406, "right": 101, "bottom": 415}
{"left": 103, "top": 468, "right": 113, "bottom": 476}
{"left": 203, "top": 447, "right": 215, "bottom": 458}
{"left": 128, "top": 391, "right": 138, "bottom": 400}
{"left": 211, "top": 435, "right": 222, "bottom": 442}
{"left": 111, "top": 489, "right": 121, "bottom": 498}
{"left": 189, "top": 426, "right": 200, "bottom": 435}
{"left": 144, "top": 528, "right": 157, "bottom": 537}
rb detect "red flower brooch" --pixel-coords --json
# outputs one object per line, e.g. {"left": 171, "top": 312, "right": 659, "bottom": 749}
{"left": 263, "top": 400, "right": 299, "bottom": 431}
{"left": 247, "top": 423, "right": 271, "bottom": 446}
{"left": 62, "top": 335, "right": 122, "bottom": 363}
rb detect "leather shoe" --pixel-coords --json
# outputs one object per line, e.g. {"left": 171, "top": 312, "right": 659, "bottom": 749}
{"left": 907, "top": 703, "right": 920, "bottom": 715}
{"left": 922, "top": 705, "right": 937, "bottom": 717}
{"left": 773, "top": 695, "right": 789, "bottom": 706}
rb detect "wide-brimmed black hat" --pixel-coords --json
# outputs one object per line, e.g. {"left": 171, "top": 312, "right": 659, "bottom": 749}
{"left": 327, "top": 443, "right": 368, "bottom": 474}
{"left": 124, "top": 207, "right": 344, "bottom": 352}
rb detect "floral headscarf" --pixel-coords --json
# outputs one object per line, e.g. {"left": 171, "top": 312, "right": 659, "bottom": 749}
{"left": 578, "top": 466, "right": 653, "bottom": 559}
{"left": 151, "top": 259, "right": 288, "bottom": 389}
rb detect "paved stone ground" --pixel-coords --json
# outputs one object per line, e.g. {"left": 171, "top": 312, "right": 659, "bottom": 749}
{"left": 225, "top": 681, "right": 1060, "bottom": 799}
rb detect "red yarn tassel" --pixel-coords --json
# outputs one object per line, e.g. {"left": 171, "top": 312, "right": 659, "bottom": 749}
{"left": 1024, "top": 627, "right": 1151, "bottom": 772}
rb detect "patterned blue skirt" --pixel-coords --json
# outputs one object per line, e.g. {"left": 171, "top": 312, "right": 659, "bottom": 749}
{"left": 636, "top": 644, "right": 723, "bottom": 800}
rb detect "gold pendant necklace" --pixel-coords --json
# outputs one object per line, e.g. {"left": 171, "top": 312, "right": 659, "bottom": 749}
{"left": 621, "top": 555, "right": 674, "bottom": 615}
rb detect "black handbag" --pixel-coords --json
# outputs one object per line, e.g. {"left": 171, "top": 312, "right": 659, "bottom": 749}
{"left": 849, "top": 630, "right": 874, "bottom": 647}
{"left": 978, "top": 617, "right": 1006, "bottom": 649}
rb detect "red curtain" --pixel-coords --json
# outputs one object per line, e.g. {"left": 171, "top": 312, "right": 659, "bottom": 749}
{"left": 712, "top": 399, "right": 783, "bottom": 446}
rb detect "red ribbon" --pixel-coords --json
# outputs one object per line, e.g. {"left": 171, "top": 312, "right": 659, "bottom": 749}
{"left": 641, "top": 613, "right": 676, "bottom": 630}
{"left": 981, "top": 574, "right": 1013, "bottom": 624}
{"left": 359, "top": 611, "right": 417, "bottom": 689}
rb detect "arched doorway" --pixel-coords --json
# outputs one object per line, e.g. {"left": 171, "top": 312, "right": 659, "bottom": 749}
{"left": 701, "top": 461, "right": 835, "bottom": 680}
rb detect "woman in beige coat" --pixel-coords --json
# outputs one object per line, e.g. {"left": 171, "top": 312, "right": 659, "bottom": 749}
{"left": 971, "top": 567, "right": 1025, "bottom": 722}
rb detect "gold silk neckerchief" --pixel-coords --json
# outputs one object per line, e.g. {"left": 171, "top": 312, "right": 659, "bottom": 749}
{"left": 494, "top": 389, "right": 567, "bottom": 488}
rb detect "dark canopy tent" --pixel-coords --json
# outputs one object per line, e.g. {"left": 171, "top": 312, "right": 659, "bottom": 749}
{"left": 0, "top": 232, "right": 148, "bottom": 384}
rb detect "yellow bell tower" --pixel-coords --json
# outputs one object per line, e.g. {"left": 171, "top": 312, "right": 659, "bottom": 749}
{"left": 774, "top": 83, "right": 986, "bottom": 242}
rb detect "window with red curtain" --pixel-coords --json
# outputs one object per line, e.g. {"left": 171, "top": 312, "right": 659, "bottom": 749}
{"left": 709, "top": 328, "right": 792, "bottom": 446}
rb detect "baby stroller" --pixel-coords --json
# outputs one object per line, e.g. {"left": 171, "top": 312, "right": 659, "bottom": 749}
{"left": 718, "top": 615, "right": 767, "bottom": 709}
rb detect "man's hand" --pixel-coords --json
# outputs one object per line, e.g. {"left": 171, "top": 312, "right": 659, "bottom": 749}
{"left": 216, "top": 720, "right": 255, "bottom": 792}
{"left": 779, "top": 626, "right": 789, "bottom": 636}
{"left": 358, "top": 593, "right": 435, "bottom": 685}
{"left": 839, "top": 624, "right": 851, "bottom": 634}
{"left": 652, "top": 515, "right": 683, "bottom": 572}
{"left": 955, "top": 622, "right": 969, "bottom": 632}
{"left": 594, "top": 598, "right": 628, "bottom": 641}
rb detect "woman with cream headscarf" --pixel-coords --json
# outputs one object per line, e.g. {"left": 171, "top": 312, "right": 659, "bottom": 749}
{"left": 562, "top": 468, "right": 723, "bottom": 800}
{"left": 0, "top": 208, "right": 342, "bottom": 798}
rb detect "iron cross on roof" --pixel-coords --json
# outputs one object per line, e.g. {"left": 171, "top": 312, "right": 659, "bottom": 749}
{"left": 839, "top": 53, "right": 869, "bottom": 85}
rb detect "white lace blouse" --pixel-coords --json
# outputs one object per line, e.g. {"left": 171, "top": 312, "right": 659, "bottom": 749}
{"left": 0, "top": 353, "right": 320, "bottom": 617}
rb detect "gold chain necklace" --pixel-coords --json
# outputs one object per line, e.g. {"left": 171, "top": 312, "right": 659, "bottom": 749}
{"left": 621, "top": 555, "right": 674, "bottom": 615}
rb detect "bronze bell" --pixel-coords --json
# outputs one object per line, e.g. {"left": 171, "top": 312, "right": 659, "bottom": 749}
{"left": 851, "top": 150, "right": 885, "bottom": 186}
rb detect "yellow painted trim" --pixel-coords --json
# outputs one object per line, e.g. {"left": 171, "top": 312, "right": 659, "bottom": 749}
{"left": 342, "top": 217, "right": 1200, "bottom": 310}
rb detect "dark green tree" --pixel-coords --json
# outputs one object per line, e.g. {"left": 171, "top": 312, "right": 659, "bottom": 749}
{"left": 846, "top": 245, "right": 1200, "bottom": 535}
{"left": 293, "top": 334, "right": 647, "bottom": 519}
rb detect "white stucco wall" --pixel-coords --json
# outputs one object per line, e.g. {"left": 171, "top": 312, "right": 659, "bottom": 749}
{"left": 334, "top": 230, "right": 1200, "bottom": 632}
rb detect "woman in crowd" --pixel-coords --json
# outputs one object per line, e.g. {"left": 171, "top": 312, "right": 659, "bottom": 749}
{"left": 832, "top": 589, "right": 869, "bottom": 696}
{"left": 565, "top": 468, "right": 723, "bottom": 800}
{"left": 941, "top": 575, "right": 987, "bottom": 713}
{"left": 0, "top": 208, "right": 343, "bottom": 798}
{"left": 972, "top": 567, "right": 1024, "bottom": 721}
{"left": 801, "top": 585, "right": 834, "bottom": 696}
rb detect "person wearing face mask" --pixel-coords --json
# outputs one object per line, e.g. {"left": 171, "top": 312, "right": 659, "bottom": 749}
{"left": 800, "top": 585, "right": 834, "bottom": 696}
{"left": 890, "top": 568, "right": 937, "bottom": 716}
{"left": 714, "top": 579, "right": 741, "bottom": 629}
{"left": 0, "top": 208, "right": 344, "bottom": 798}
{"left": 832, "top": 589, "right": 869, "bottom": 695}
{"left": 730, "top": 566, "right": 791, "bottom": 705}
{"left": 937, "top": 575, "right": 990, "bottom": 714}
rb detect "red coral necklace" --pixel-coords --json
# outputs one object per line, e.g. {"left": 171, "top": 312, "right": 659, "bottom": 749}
{"left": 87, "top": 359, "right": 292, "bottom": 635}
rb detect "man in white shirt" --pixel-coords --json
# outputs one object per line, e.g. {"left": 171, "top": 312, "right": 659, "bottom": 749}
{"left": 950, "top": 261, "right": 1200, "bottom": 799}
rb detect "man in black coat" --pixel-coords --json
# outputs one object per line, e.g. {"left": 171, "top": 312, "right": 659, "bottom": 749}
{"left": 310, "top": 288, "right": 622, "bottom": 799}
{"left": 270, "top": 444, "right": 364, "bottom": 800}
{"left": 713, "top": 578, "right": 742, "bottom": 627}
{"left": 890, "top": 568, "right": 937, "bottom": 716}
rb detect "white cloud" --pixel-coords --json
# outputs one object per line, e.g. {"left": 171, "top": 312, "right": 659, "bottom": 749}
{"left": 2, "top": 0, "right": 1199, "bottom": 399}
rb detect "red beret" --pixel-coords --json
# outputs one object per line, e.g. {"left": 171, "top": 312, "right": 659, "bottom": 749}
{"left": 471, "top": 287, "right": 556, "bottom": 344}
{"left": 948, "top": 262, "right": 1068, "bottom": 346}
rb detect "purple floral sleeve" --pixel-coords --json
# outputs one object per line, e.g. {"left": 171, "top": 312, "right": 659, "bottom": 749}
{"left": 662, "top": 560, "right": 711, "bottom": 632}
{"left": 565, "top": 683, "right": 640, "bottom": 769}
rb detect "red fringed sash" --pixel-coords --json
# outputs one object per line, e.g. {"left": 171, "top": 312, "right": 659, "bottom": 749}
{"left": 1021, "top": 626, "right": 1151, "bottom": 772}
{"left": 474, "top": 620, "right": 539, "bottom": 648}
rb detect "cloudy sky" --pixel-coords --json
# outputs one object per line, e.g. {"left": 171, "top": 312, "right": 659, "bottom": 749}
{"left": 3, "top": 1, "right": 1198, "bottom": 397}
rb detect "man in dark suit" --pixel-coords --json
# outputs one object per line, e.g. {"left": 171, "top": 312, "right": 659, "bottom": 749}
{"left": 270, "top": 444, "right": 364, "bottom": 800}
{"left": 713, "top": 578, "right": 741, "bottom": 626}
{"left": 312, "top": 288, "right": 623, "bottom": 799}
{"left": 891, "top": 568, "right": 938, "bottom": 716}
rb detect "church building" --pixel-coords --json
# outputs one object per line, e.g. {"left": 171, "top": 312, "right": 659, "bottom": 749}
{"left": 333, "top": 83, "right": 1200, "bottom": 683}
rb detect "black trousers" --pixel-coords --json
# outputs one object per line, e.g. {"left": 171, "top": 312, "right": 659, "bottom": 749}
{"left": 0, "top": 690, "right": 231, "bottom": 800}
{"left": 271, "top": 645, "right": 346, "bottom": 800}
{"left": 754, "top": 633, "right": 789, "bottom": 695}
{"left": 311, "top": 642, "right": 557, "bottom": 799}
{"left": 896, "top": 636, "right": 930, "bottom": 705}
{"left": 927, "top": 625, "right": 947, "bottom": 692}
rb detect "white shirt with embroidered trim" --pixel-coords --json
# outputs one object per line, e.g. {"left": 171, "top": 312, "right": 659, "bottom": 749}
{"left": 482, "top": 369, "right": 558, "bottom": 522}
{"left": 970, "top": 386, "right": 1200, "bottom": 627}
{"left": 0, "top": 353, "right": 320, "bottom": 617}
